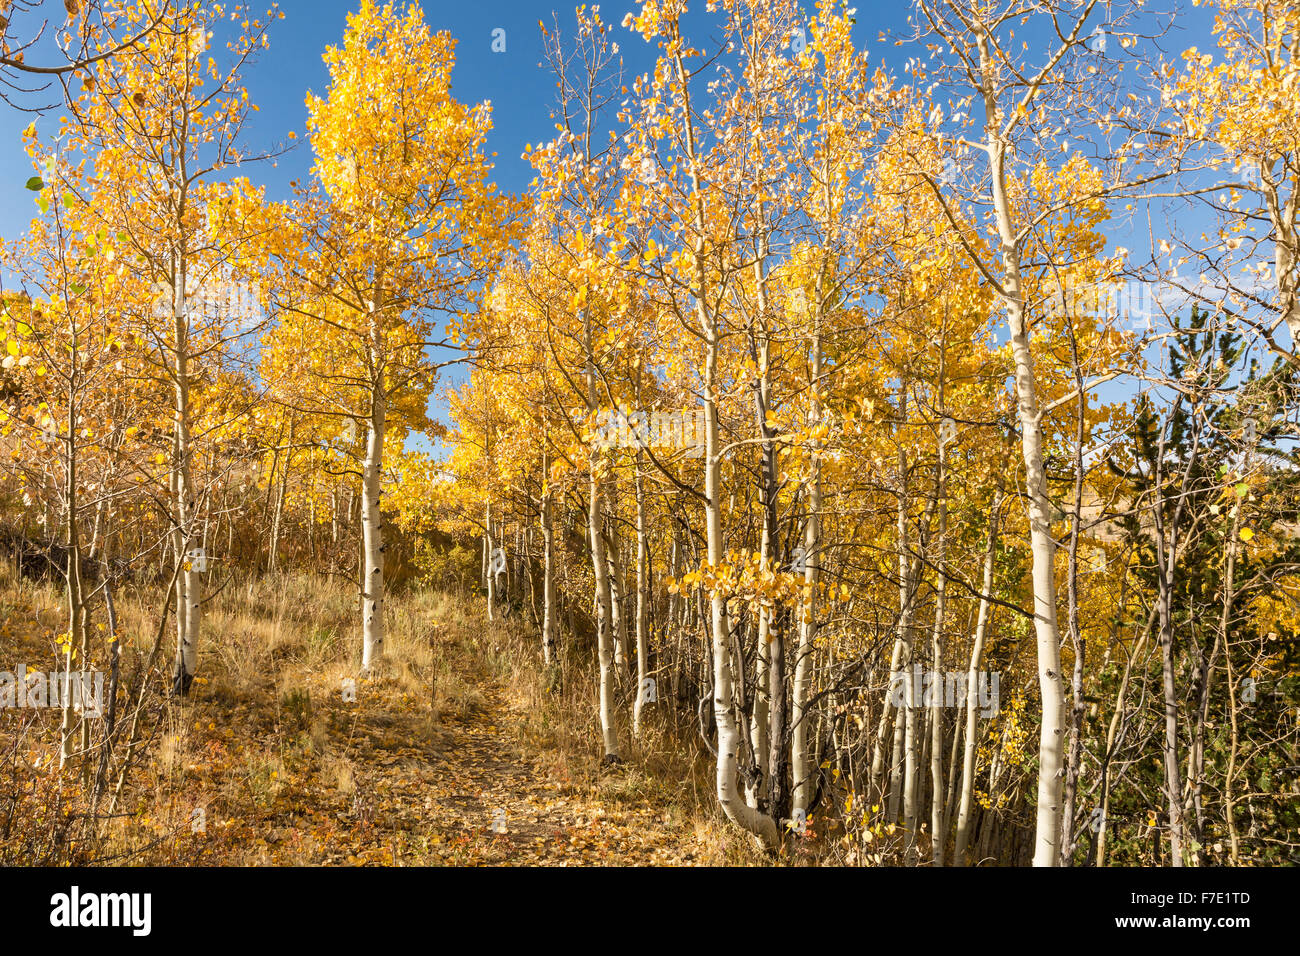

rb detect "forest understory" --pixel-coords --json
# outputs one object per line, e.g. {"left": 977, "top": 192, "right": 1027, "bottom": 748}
{"left": 0, "top": 563, "right": 772, "bottom": 867}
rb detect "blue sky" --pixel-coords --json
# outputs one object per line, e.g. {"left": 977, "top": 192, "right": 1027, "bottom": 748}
{"left": 0, "top": 1, "right": 1226, "bottom": 455}
{"left": 1, "top": 1, "right": 1219, "bottom": 241}
{"left": 0, "top": 1, "right": 916, "bottom": 457}
{"left": 0, "top": 1, "right": 678, "bottom": 455}
{"left": 1, "top": 1, "right": 623, "bottom": 231}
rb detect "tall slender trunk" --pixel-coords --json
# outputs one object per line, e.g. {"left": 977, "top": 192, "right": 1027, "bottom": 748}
{"left": 887, "top": 686, "right": 906, "bottom": 822}
{"left": 1262, "top": 155, "right": 1300, "bottom": 341}
{"left": 755, "top": 346, "right": 787, "bottom": 814}
{"left": 791, "top": 289, "right": 822, "bottom": 817}
{"left": 262, "top": 426, "right": 282, "bottom": 571}
{"left": 633, "top": 470, "right": 652, "bottom": 736}
{"left": 897, "top": 391, "right": 920, "bottom": 864}
{"left": 1060, "top": 360, "right": 1088, "bottom": 865}
{"left": 871, "top": 635, "right": 904, "bottom": 804}
{"left": 749, "top": 593, "right": 771, "bottom": 808}
{"left": 541, "top": 484, "right": 556, "bottom": 667}
{"left": 980, "top": 35, "right": 1065, "bottom": 864}
{"left": 871, "top": 384, "right": 914, "bottom": 815}
{"left": 766, "top": 609, "right": 789, "bottom": 824}
{"left": 331, "top": 488, "right": 339, "bottom": 548}
{"left": 1152, "top": 395, "right": 1199, "bottom": 866}
{"left": 705, "top": 353, "right": 776, "bottom": 846}
{"left": 360, "top": 382, "right": 386, "bottom": 672}
{"left": 60, "top": 380, "right": 87, "bottom": 768}
{"left": 584, "top": 321, "right": 620, "bottom": 763}
{"left": 1220, "top": 500, "right": 1244, "bottom": 864}
{"left": 589, "top": 467, "right": 620, "bottom": 761}
{"left": 484, "top": 501, "right": 496, "bottom": 621}
{"left": 954, "top": 491, "right": 1001, "bottom": 864}
{"left": 673, "top": 35, "right": 776, "bottom": 847}
{"left": 171, "top": 259, "right": 201, "bottom": 696}
{"left": 92, "top": 567, "right": 120, "bottom": 808}
{"left": 607, "top": 494, "right": 627, "bottom": 670}
{"left": 360, "top": 285, "right": 388, "bottom": 673}
{"left": 929, "top": 425, "right": 949, "bottom": 865}
{"left": 269, "top": 418, "right": 294, "bottom": 574}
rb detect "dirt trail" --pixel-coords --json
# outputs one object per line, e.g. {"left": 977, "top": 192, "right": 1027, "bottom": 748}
{"left": 2, "top": 582, "right": 712, "bottom": 865}
{"left": 412, "top": 680, "right": 703, "bottom": 865}
{"left": 169, "top": 633, "right": 708, "bottom": 866}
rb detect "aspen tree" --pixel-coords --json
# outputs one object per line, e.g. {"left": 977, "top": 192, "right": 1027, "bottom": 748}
{"left": 271, "top": 0, "right": 516, "bottom": 671}
{"left": 909, "top": 0, "right": 1165, "bottom": 864}
{"left": 63, "top": 1, "right": 277, "bottom": 694}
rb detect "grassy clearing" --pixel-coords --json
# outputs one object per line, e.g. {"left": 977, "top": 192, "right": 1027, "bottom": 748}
{"left": 0, "top": 562, "right": 748, "bottom": 865}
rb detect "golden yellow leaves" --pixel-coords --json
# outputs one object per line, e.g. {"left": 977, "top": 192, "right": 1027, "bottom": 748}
{"left": 667, "top": 551, "right": 850, "bottom": 616}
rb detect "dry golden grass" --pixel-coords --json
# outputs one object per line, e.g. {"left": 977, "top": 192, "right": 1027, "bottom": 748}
{"left": 0, "top": 561, "right": 743, "bottom": 865}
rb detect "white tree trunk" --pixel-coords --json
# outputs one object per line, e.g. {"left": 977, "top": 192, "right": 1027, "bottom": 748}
{"left": 588, "top": 468, "right": 620, "bottom": 761}
{"left": 172, "top": 267, "right": 201, "bottom": 696}
{"left": 583, "top": 344, "right": 619, "bottom": 761}
{"left": 607, "top": 496, "right": 627, "bottom": 669}
{"left": 633, "top": 471, "right": 651, "bottom": 737}
{"left": 541, "top": 488, "right": 556, "bottom": 667}
{"left": 674, "top": 40, "right": 776, "bottom": 847}
{"left": 929, "top": 432, "right": 949, "bottom": 865}
{"left": 705, "top": 382, "right": 778, "bottom": 848}
{"left": 60, "top": 383, "right": 87, "bottom": 767}
{"left": 981, "top": 52, "right": 1066, "bottom": 863}
{"left": 791, "top": 315, "right": 822, "bottom": 816}
{"left": 954, "top": 492, "right": 1001, "bottom": 865}
{"left": 748, "top": 608, "right": 770, "bottom": 810}
{"left": 1262, "top": 158, "right": 1300, "bottom": 342}
{"left": 484, "top": 502, "right": 496, "bottom": 622}
{"left": 359, "top": 387, "right": 386, "bottom": 672}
